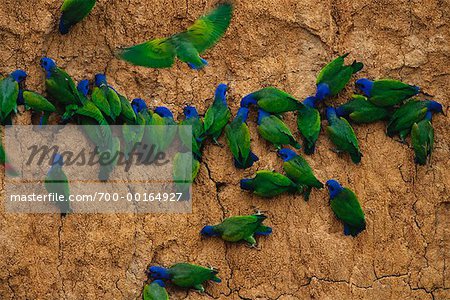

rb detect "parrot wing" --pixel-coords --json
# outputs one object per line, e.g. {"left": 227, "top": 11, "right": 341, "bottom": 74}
{"left": 297, "top": 105, "right": 321, "bottom": 154}
{"left": 117, "top": 38, "right": 176, "bottom": 68}
{"left": 330, "top": 188, "right": 365, "bottom": 229}
{"left": 0, "top": 77, "right": 19, "bottom": 121}
{"left": 23, "top": 91, "right": 56, "bottom": 112}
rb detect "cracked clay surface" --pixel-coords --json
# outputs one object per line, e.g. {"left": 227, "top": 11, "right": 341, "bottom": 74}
{"left": 0, "top": 0, "right": 449, "bottom": 299}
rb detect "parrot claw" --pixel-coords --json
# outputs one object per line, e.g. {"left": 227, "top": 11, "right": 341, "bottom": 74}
{"left": 246, "top": 243, "right": 261, "bottom": 250}
{"left": 251, "top": 206, "right": 267, "bottom": 215}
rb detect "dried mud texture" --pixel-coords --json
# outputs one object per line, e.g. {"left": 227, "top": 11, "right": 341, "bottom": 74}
{"left": 0, "top": 0, "right": 449, "bottom": 299}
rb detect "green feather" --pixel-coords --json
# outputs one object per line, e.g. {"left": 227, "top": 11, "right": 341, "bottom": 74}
{"left": 179, "top": 115, "right": 204, "bottom": 159}
{"left": 122, "top": 116, "right": 145, "bottom": 160}
{"left": 330, "top": 188, "right": 366, "bottom": 237}
{"left": 246, "top": 87, "right": 304, "bottom": 113}
{"left": 367, "top": 79, "right": 420, "bottom": 107}
{"left": 387, "top": 100, "right": 429, "bottom": 139}
{"left": 0, "top": 76, "right": 19, "bottom": 122}
{"left": 297, "top": 105, "right": 321, "bottom": 155}
{"left": 327, "top": 114, "right": 362, "bottom": 164}
{"left": 258, "top": 115, "right": 300, "bottom": 149}
{"left": 203, "top": 97, "right": 231, "bottom": 141}
{"left": 225, "top": 116, "right": 254, "bottom": 168}
{"left": 45, "top": 67, "right": 82, "bottom": 105}
{"left": 45, "top": 163, "right": 72, "bottom": 215}
{"left": 173, "top": 152, "right": 200, "bottom": 200}
{"left": 243, "top": 170, "right": 300, "bottom": 198}
{"left": 91, "top": 85, "right": 121, "bottom": 121}
{"left": 167, "top": 263, "right": 220, "bottom": 291}
{"left": 60, "top": 0, "right": 96, "bottom": 33}
{"left": 211, "top": 214, "right": 269, "bottom": 245}
{"left": 283, "top": 155, "right": 323, "bottom": 200}
{"left": 339, "top": 95, "right": 390, "bottom": 123}
{"left": 76, "top": 101, "right": 108, "bottom": 125}
{"left": 411, "top": 119, "right": 434, "bottom": 165}
{"left": 98, "top": 137, "right": 120, "bottom": 181}
{"left": 142, "top": 281, "right": 169, "bottom": 300}
{"left": 118, "top": 94, "right": 136, "bottom": 124}
{"left": 23, "top": 91, "right": 56, "bottom": 112}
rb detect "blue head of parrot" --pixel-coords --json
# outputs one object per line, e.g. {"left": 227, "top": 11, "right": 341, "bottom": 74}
{"left": 315, "top": 83, "right": 331, "bottom": 101}
{"left": 424, "top": 111, "right": 432, "bottom": 121}
{"left": 40, "top": 57, "right": 56, "bottom": 78}
{"left": 131, "top": 98, "right": 147, "bottom": 114}
{"left": 335, "top": 105, "right": 348, "bottom": 117}
{"left": 326, "top": 179, "right": 344, "bottom": 199}
{"left": 240, "top": 178, "right": 254, "bottom": 191}
{"left": 94, "top": 74, "right": 107, "bottom": 87}
{"left": 257, "top": 109, "right": 270, "bottom": 125}
{"left": 183, "top": 106, "right": 199, "bottom": 119}
{"left": 153, "top": 280, "right": 165, "bottom": 288}
{"left": 303, "top": 96, "right": 317, "bottom": 108}
{"left": 326, "top": 107, "right": 338, "bottom": 121}
{"left": 277, "top": 148, "right": 298, "bottom": 162}
{"left": 214, "top": 83, "right": 228, "bottom": 104}
{"left": 427, "top": 101, "right": 443, "bottom": 114}
{"left": 148, "top": 266, "right": 171, "bottom": 280}
{"left": 240, "top": 94, "right": 257, "bottom": 108}
{"left": 154, "top": 106, "right": 173, "bottom": 119}
{"left": 200, "top": 225, "right": 220, "bottom": 237}
{"left": 10, "top": 70, "right": 27, "bottom": 83}
{"left": 355, "top": 78, "right": 374, "bottom": 97}
{"left": 235, "top": 107, "right": 249, "bottom": 122}
{"left": 77, "top": 80, "right": 90, "bottom": 97}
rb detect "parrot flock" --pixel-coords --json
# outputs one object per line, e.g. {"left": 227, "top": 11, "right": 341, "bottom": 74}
{"left": 0, "top": 0, "right": 445, "bottom": 298}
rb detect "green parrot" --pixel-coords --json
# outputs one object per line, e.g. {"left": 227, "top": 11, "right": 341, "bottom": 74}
{"left": 225, "top": 107, "right": 259, "bottom": 169}
{"left": 118, "top": 93, "right": 136, "bottom": 124}
{"left": 45, "top": 154, "right": 72, "bottom": 216}
{"left": 411, "top": 111, "right": 434, "bottom": 165}
{"left": 122, "top": 113, "right": 145, "bottom": 160}
{"left": 257, "top": 109, "right": 300, "bottom": 149}
{"left": 387, "top": 100, "right": 443, "bottom": 141}
{"left": 0, "top": 70, "right": 27, "bottom": 124}
{"left": 335, "top": 94, "right": 390, "bottom": 123}
{"left": 179, "top": 106, "right": 204, "bottom": 159}
{"left": 40, "top": 57, "right": 84, "bottom": 106}
{"left": 326, "top": 107, "right": 362, "bottom": 164}
{"left": 148, "top": 263, "right": 221, "bottom": 293}
{"left": 356, "top": 78, "right": 420, "bottom": 107}
{"left": 98, "top": 137, "right": 120, "bottom": 181}
{"left": 142, "top": 280, "right": 169, "bottom": 300}
{"left": 240, "top": 86, "right": 304, "bottom": 114}
{"left": 240, "top": 170, "right": 300, "bottom": 198}
{"left": 92, "top": 74, "right": 122, "bottom": 121}
{"left": 117, "top": 2, "right": 233, "bottom": 69}
{"left": 278, "top": 148, "right": 323, "bottom": 201}
{"left": 326, "top": 180, "right": 366, "bottom": 237}
{"left": 22, "top": 91, "right": 56, "bottom": 113}
{"left": 315, "top": 53, "right": 364, "bottom": 101}
{"left": 297, "top": 96, "right": 321, "bottom": 155}
{"left": 59, "top": 0, "right": 96, "bottom": 34}
{"left": 201, "top": 213, "right": 272, "bottom": 246}
{"left": 173, "top": 152, "right": 200, "bottom": 200}
{"left": 202, "top": 84, "right": 231, "bottom": 143}
{"left": 145, "top": 107, "right": 178, "bottom": 155}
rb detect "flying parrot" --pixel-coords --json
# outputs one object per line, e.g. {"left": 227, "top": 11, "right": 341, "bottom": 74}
{"left": 59, "top": 0, "right": 97, "bottom": 35}
{"left": 45, "top": 153, "right": 72, "bottom": 216}
{"left": 0, "top": 70, "right": 27, "bottom": 124}
{"left": 297, "top": 96, "right": 321, "bottom": 155}
{"left": 240, "top": 87, "right": 304, "bottom": 114}
{"left": 326, "top": 107, "right": 362, "bottom": 164}
{"left": 202, "top": 83, "right": 231, "bottom": 143}
{"left": 335, "top": 94, "right": 390, "bottom": 123}
{"left": 173, "top": 152, "right": 200, "bottom": 200}
{"left": 326, "top": 179, "right": 366, "bottom": 237}
{"left": 356, "top": 78, "right": 420, "bottom": 107}
{"left": 92, "top": 74, "right": 122, "bottom": 121}
{"left": 225, "top": 107, "right": 259, "bottom": 169}
{"left": 315, "top": 53, "right": 363, "bottom": 101}
{"left": 411, "top": 111, "right": 434, "bottom": 165}
{"left": 387, "top": 100, "right": 443, "bottom": 141}
{"left": 257, "top": 109, "right": 300, "bottom": 149}
{"left": 117, "top": 2, "right": 233, "bottom": 70}
{"left": 201, "top": 212, "right": 272, "bottom": 246}
{"left": 240, "top": 170, "right": 300, "bottom": 198}
{"left": 179, "top": 106, "right": 204, "bottom": 159}
{"left": 142, "top": 280, "right": 169, "bottom": 300}
{"left": 148, "top": 263, "right": 221, "bottom": 293}
{"left": 278, "top": 148, "right": 323, "bottom": 200}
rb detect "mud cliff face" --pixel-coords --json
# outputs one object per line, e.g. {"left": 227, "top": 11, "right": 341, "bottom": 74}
{"left": 0, "top": 0, "right": 449, "bottom": 299}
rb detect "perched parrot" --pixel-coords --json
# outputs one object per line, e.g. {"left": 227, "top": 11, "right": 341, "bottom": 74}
{"left": 335, "top": 94, "right": 390, "bottom": 123}
{"left": 150, "top": 106, "right": 178, "bottom": 153}
{"left": 203, "top": 84, "right": 231, "bottom": 143}
{"left": 387, "top": 100, "right": 443, "bottom": 141}
{"left": 278, "top": 148, "right": 323, "bottom": 200}
{"left": 118, "top": 93, "right": 136, "bottom": 124}
{"left": 326, "top": 107, "right": 362, "bottom": 164}
{"left": 315, "top": 54, "right": 363, "bottom": 101}
{"left": 0, "top": 70, "right": 27, "bottom": 124}
{"left": 22, "top": 91, "right": 56, "bottom": 113}
{"left": 142, "top": 280, "right": 169, "bottom": 300}
{"left": 173, "top": 152, "right": 200, "bottom": 200}
{"left": 240, "top": 170, "right": 300, "bottom": 198}
{"left": 356, "top": 78, "right": 420, "bottom": 107}
{"left": 45, "top": 153, "right": 72, "bottom": 216}
{"left": 117, "top": 2, "right": 233, "bottom": 69}
{"left": 240, "top": 87, "right": 304, "bottom": 114}
{"left": 40, "top": 57, "right": 84, "bottom": 106}
{"left": 257, "top": 109, "right": 300, "bottom": 149}
{"left": 326, "top": 179, "right": 366, "bottom": 237}
{"left": 98, "top": 136, "right": 120, "bottom": 181}
{"left": 297, "top": 96, "right": 321, "bottom": 155}
{"left": 411, "top": 111, "right": 434, "bottom": 165}
{"left": 201, "top": 213, "right": 272, "bottom": 246}
{"left": 92, "top": 74, "right": 122, "bottom": 121}
{"left": 148, "top": 263, "right": 221, "bottom": 293}
{"left": 225, "top": 107, "right": 259, "bottom": 169}
{"left": 59, "top": 0, "right": 96, "bottom": 34}
{"left": 122, "top": 112, "right": 145, "bottom": 160}
{"left": 179, "top": 106, "right": 204, "bottom": 159}
{"left": 132, "top": 98, "right": 152, "bottom": 123}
